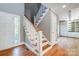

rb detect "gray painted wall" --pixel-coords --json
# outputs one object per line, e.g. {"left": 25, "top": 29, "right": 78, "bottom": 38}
{"left": 38, "top": 10, "right": 51, "bottom": 41}
{"left": 38, "top": 10, "right": 57, "bottom": 44}
{"left": 0, "top": 3, "right": 24, "bottom": 15}
{"left": 0, "top": 3, "right": 24, "bottom": 42}
{"left": 0, "top": 11, "right": 21, "bottom": 50}
{"left": 24, "top": 3, "right": 41, "bottom": 24}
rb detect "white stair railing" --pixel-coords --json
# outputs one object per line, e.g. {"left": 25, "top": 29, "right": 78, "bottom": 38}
{"left": 23, "top": 16, "right": 52, "bottom": 56}
{"left": 38, "top": 31, "right": 43, "bottom": 56}
{"left": 23, "top": 16, "right": 40, "bottom": 55}
{"left": 38, "top": 30, "right": 53, "bottom": 55}
{"left": 34, "top": 4, "right": 49, "bottom": 27}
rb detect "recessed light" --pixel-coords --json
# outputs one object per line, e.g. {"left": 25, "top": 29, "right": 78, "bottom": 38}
{"left": 62, "top": 5, "right": 66, "bottom": 8}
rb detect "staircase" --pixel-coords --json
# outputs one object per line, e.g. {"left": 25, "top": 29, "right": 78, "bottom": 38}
{"left": 40, "top": 31, "right": 53, "bottom": 55}
{"left": 23, "top": 4, "right": 53, "bottom": 56}
{"left": 34, "top": 4, "right": 53, "bottom": 55}
{"left": 23, "top": 16, "right": 40, "bottom": 55}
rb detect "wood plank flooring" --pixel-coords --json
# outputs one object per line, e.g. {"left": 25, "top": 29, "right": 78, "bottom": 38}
{"left": 43, "top": 44, "right": 67, "bottom": 56}
{"left": 1, "top": 44, "right": 76, "bottom": 56}
{"left": 0, "top": 44, "right": 36, "bottom": 56}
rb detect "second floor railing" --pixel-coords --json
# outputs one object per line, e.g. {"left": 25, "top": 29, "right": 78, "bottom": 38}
{"left": 34, "top": 4, "right": 48, "bottom": 27}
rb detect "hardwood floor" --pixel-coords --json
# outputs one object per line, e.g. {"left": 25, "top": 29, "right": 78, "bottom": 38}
{"left": 0, "top": 44, "right": 36, "bottom": 56}
{"left": 43, "top": 44, "right": 67, "bottom": 56}
{"left": 1, "top": 44, "right": 78, "bottom": 56}
{"left": 58, "top": 37, "right": 79, "bottom": 56}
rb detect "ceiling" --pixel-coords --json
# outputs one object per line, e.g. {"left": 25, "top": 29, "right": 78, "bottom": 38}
{"left": 43, "top": 3, "right": 79, "bottom": 15}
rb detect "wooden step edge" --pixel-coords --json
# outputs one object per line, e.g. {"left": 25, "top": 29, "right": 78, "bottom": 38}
{"left": 36, "top": 28, "right": 43, "bottom": 32}
{"left": 42, "top": 44, "right": 51, "bottom": 51}
{"left": 42, "top": 42, "right": 48, "bottom": 47}
{"left": 42, "top": 45, "right": 52, "bottom": 55}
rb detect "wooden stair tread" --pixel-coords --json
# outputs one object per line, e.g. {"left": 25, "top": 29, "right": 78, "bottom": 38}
{"left": 42, "top": 44, "right": 51, "bottom": 51}
{"left": 43, "top": 46, "right": 57, "bottom": 56}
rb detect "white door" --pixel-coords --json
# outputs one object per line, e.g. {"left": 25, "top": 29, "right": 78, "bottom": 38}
{"left": 50, "top": 10, "right": 57, "bottom": 45}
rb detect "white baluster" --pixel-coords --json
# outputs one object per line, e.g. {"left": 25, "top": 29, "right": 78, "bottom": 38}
{"left": 38, "top": 31, "right": 43, "bottom": 56}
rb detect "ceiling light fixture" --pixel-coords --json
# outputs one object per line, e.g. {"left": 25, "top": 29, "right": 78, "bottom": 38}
{"left": 62, "top": 5, "right": 66, "bottom": 8}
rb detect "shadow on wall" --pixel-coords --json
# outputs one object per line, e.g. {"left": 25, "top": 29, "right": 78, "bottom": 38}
{"left": 24, "top": 3, "right": 41, "bottom": 24}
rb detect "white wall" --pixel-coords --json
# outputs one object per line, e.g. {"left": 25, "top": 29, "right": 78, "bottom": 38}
{"left": 50, "top": 10, "right": 57, "bottom": 44}
{"left": 38, "top": 10, "right": 51, "bottom": 41}
{"left": 0, "top": 3, "right": 24, "bottom": 42}
{"left": 38, "top": 9, "right": 57, "bottom": 45}
{"left": 59, "top": 11, "right": 69, "bottom": 20}
{"left": 71, "top": 8, "right": 79, "bottom": 20}
{"left": 0, "top": 11, "right": 21, "bottom": 51}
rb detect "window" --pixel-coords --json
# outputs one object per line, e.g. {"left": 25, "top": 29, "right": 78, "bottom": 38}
{"left": 67, "top": 20, "right": 79, "bottom": 32}
{"left": 14, "top": 16, "right": 20, "bottom": 43}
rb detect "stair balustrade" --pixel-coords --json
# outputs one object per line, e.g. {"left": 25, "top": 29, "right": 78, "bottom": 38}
{"left": 34, "top": 4, "right": 48, "bottom": 27}
{"left": 23, "top": 4, "right": 52, "bottom": 55}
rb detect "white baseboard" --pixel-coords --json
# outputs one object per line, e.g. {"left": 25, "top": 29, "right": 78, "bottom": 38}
{"left": 17, "top": 42, "right": 25, "bottom": 45}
